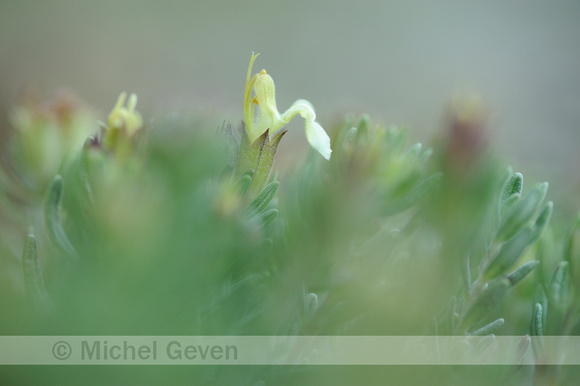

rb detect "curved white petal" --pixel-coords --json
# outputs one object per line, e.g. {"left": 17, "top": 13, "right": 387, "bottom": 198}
{"left": 293, "top": 99, "right": 316, "bottom": 118}
{"left": 281, "top": 99, "right": 316, "bottom": 123}
{"left": 305, "top": 120, "right": 332, "bottom": 160}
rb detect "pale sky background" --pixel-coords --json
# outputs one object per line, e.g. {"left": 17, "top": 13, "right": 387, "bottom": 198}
{"left": 1, "top": 0, "right": 579, "bottom": 204}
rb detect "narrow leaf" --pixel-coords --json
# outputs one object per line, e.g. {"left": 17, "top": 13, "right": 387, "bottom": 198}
{"left": 268, "top": 170, "right": 278, "bottom": 184}
{"left": 248, "top": 129, "right": 286, "bottom": 199}
{"left": 356, "top": 114, "right": 370, "bottom": 139}
{"left": 417, "top": 147, "right": 433, "bottom": 169}
{"left": 448, "top": 296, "right": 457, "bottom": 333}
{"left": 496, "top": 182, "right": 548, "bottom": 243}
{"left": 405, "top": 143, "right": 422, "bottom": 158}
{"left": 219, "top": 165, "right": 234, "bottom": 183}
{"left": 222, "top": 122, "right": 240, "bottom": 168}
{"left": 342, "top": 126, "right": 358, "bottom": 155}
{"left": 236, "top": 128, "right": 268, "bottom": 178}
{"left": 45, "top": 175, "right": 77, "bottom": 260}
{"left": 514, "top": 334, "right": 531, "bottom": 363}
{"left": 304, "top": 293, "right": 319, "bottom": 318}
{"left": 469, "top": 334, "right": 496, "bottom": 358}
{"left": 530, "top": 303, "right": 544, "bottom": 359}
{"left": 506, "top": 260, "right": 539, "bottom": 286}
{"left": 257, "top": 208, "right": 278, "bottom": 227}
{"left": 470, "top": 318, "right": 505, "bottom": 336}
{"left": 565, "top": 212, "right": 580, "bottom": 285}
{"left": 533, "top": 285, "right": 548, "bottom": 326}
{"left": 500, "top": 194, "right": 520, "bottom": 217}
{"left": 247, "top": 181, "right": 279, "bottom": 214}
{"left": 22, "top": 234, "right": 55, "bottom": 314}
{"left": 462, "top": 254, "right": 471, "bottom": 291}
{"left": 530, "top": 201, "right": 553, "bottom": 243}
{"left": 550, "top": 260, "right": 570, "bottom": 310}
{"left": 530, "top": 303, "right": 544, "bottom": 336}
{"left": 235, "top": 171, "right": 253, "bottom": 197}
{"left": 461, "top": 278, "right": 510, "bottom": 328}
{"left": 505, "top": 335, "right": 531, "bottom": 381}
{"left": 500, "top": 172, "right": 523, "bottom": 208}
{"left": 485, "top": 227, "right": 535, "bottom": 278}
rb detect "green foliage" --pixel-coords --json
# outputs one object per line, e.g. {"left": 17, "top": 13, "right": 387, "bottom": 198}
{"left": 0, "top": 90, "right": 579, "bottom": 384}
{"left": 44, "top": 175, "right": 78, "bottom": 260}
{"left": 21, "top": 233, "right": 55, "bottom": 315}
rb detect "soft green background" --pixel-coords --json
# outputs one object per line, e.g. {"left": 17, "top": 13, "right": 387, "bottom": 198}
{"left": 1, "top": 0, "right": 579, "bottom": 195}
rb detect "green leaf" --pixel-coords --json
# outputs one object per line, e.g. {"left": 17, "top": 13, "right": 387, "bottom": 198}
{"left": 530, "top": 303, "right": 544, "bottom": 358}
{"left": 268, "top": 170, "right": 279, "bottom": 184}
{"left": 530, "top": 303, "right": 544, "bottom": 336}
{"left": 387, "top": 127, "right": 408, "bottom": 154}
{"left": 79, "top": 137, "right": 96, "bottom": 204}
{"left": 222, "top": 122, "right": 240, "bottom": 169}
{"left": 505, "top": 334, "right": 532, "bottom": 380}
{"left": 500, "top": 194, "right": 520, "bottom": 218}
{"left": 498, "top": 167, "right": 513, "bottom": 198}
{"left": 219, "top": 165, "right": 234, "bottom": 183}
{"left": 499, "top": 172, "right": 523, "bottom": 208}
{"left": 256, "top": 208, "right": 278, "bottom": 227}
{"left": 304, "top": 293, "right": 319, "bottom": 318}
{"left": 533, "top": 285, "right": 548, "bottom": 327}
{"left": 383, "top": 172, "right": 442, "bottom": 215}
{"left": 470, "top": 334, "right": 496, "bottom": 357}
{"left": 342, "top": 126, "right": 358, "bottom": 157}
{"left": 356, "top": 114, "right": 370, "bottom": 140}
{"left": 462, "top": 254, "right": 471, "bottom": 291}
{"left": 485, "top": 227, "right": 535, "bottom": 278}
{"left": 405, "top": 142, "right": 422, "bottom": 158}
{"left": 550, "top": 261, "right": 570, "bottom": 311}
{"left": 235, "top": 171, "right": 254, "bottom": 197}
{"left": 45, "top": 175, "right": 77, "bottom": 260}
{"left": 461, "top": 278, "right": 510, "bottom": 328}
{"left": 470, "top": 318, "right": 504, "bottom": 336}
{"left": 496, "top": 182, "right": 548, "bottom": 243}
{"left": 22, "top": 233, "right": 55, "bottom": 314}
{"left": 344, "top": 126, "right": 358, "bottom": 145}
{"left": 417, "top": 147, "right": 433, "bottom": 169}
{"left": 248, "top": 129, "right": 286, "bottom": 199}
{"left": 506, "top": 260, "right": 539, "bottom": 286}
{"left": 530, "top": 201, "right": 553, "bottom": 242}
{"left": 247, "top": 181, "right": 279, "bottom": 214}
{"left": 565, "top": 212, "right": 580, "bottom": 284}
{"left": 448, "top": 296, "right": 457, "bottom": 333}
{"left": 515, "top": 335, "right": 531, "bottom": 362}
{"left": 236, "top": 127, "right": 268, "bottom": 178}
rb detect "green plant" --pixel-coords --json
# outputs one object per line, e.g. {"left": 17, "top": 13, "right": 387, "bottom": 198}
{"left": 0, "top": 54, "right": 579, "bottom": 385}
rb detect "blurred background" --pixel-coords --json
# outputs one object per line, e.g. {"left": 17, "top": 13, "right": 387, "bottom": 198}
{"left": 1, "top": 0, "right": 579, "bottom": 201}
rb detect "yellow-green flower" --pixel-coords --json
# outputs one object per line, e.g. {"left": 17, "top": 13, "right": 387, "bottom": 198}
{"left": 243, "top": 53, "right": 332, "bottom": 160}
{"left": 101, "top": 92, "right": 144, "bottom": 160}
{"left": 107, "top": 92, "right": 143, "bottom": 136}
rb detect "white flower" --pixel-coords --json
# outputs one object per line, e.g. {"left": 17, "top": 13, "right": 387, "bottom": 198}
{"left": 243, "top": 53, "right": 332, "bottom": 160}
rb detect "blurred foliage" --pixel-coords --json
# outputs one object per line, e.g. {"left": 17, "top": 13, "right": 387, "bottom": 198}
{"left": 0, "top": 86, "right": 579, "bottom": 385}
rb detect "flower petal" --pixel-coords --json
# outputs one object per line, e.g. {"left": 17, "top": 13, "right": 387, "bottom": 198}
{"left": 305, "top": 120, "right": 332, "bottom": 160}
{"left": 282, "top": 99, "right": 316, "bottom": 122}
